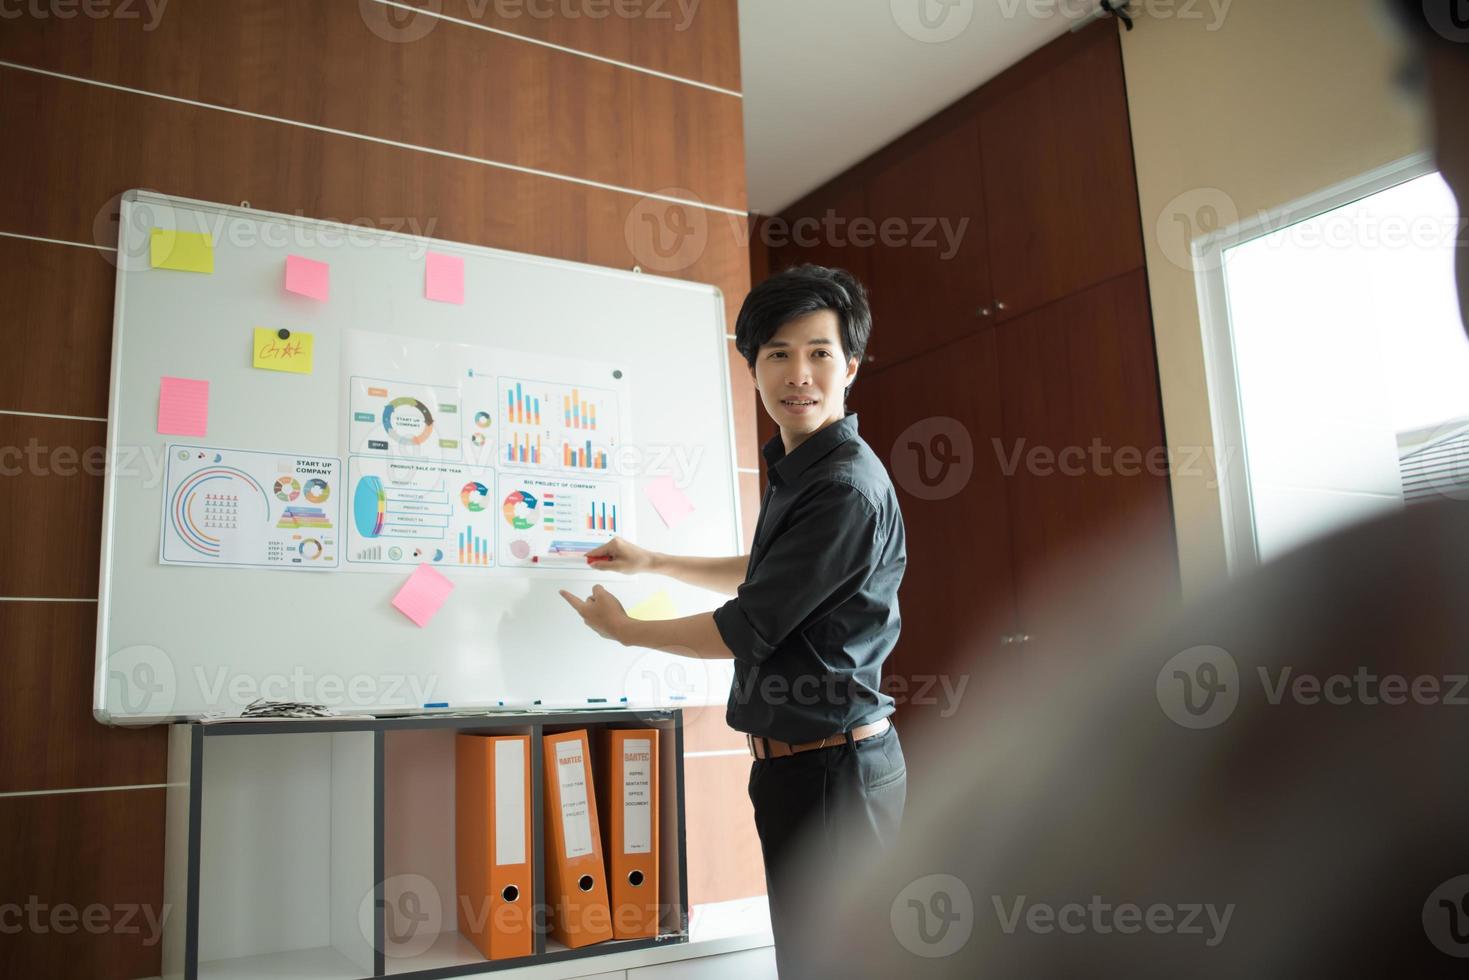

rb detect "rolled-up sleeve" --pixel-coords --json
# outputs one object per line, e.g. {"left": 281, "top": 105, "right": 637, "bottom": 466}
{"left": 713, "top": 480, "right": 884, "bottom": 666}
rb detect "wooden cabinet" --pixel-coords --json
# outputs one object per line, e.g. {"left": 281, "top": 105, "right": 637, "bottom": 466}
{"left": 979, "top": 30, "right": 1145, "bottom": 322}
{"left": 995, "top": 269, "right": 1176, "bottom": 638}
{"left": 851, "top": 330, "right": 1018, "bottom": 683}
{"left": 865, "top": 119, "right": 993, "bottom": 368}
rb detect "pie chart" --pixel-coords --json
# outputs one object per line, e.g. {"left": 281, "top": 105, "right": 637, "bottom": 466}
{"left": 274, "top": 477, "right": 300, "bottom": 502}
{"left": 502, "top": 489, "right": 537, "bottom": 530}
{"left": 460, "top": 481, "right": 489, "bottom": 512}
{"left": 353, "top": 476, "right": 386, "bottom": 537}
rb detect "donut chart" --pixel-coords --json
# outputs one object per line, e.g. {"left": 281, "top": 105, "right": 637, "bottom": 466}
{"left": 460, "top": 481, "right": 489, "bottom": 512}
{"left": 298, "top": 538, "right": 323, "bottom": 560}
{"left": 273, "top": 476, "right": 300, "bottom": 502}
{"left": 502, "top": 489, "right": 537, "bottom": 530}
{"left": 303, "top": 478, "right": 330, "bottom": 504}
{"left": 382, "top": 397, "right": 435, "bottom": 446}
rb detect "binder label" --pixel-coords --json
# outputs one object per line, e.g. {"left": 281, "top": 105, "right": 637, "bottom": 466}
{"left": 622, "top": 738, "right": 653, "bottom": 855}
{"left": 494, "top": 739, "right": 526, "bottom": 866}
{"left": 555, "top": 739, "right": 594, "bottom": 859}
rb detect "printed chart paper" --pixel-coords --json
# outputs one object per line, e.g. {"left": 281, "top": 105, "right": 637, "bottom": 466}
{"left": 160, "top": 445, "right": 341, "bottom": 569}
{"left": 347, "top": 456, "right": 497, "bottom": 570}
{"left": 496, "top": 473, "right": 623, "bottom": 568}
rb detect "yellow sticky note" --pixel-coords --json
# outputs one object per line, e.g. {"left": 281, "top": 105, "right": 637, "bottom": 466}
{"left": 628, "top": 590, "right": 678, "bottom": 621}
{"left": 252, "top": 327, "right": 315, "bottom": 375}
{"left": 149, "top": 228, "right": 214, "bottom": 273}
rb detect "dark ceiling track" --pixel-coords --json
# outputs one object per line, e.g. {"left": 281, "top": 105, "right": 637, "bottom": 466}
{"left": 1100, "top": 0, "right": 1135, "bottom": 30}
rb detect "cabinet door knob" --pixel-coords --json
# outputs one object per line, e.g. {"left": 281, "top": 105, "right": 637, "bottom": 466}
{"left": 976, "top": 306, "right": 992, "bottom": 318}
{"left": 1017, "top": 633, "right": 1031, "bottom": 644}
{"left": 996, "top": 301, "right": 1008, "bottom": 311}
{"left": 864, "top": 354, "right": 877, "bottom": 364}
{"left": 999, "top": 634, "right": 1013, "bottom": 645}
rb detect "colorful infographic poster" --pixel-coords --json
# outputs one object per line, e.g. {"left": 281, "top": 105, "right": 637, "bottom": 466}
{"left": 160, "top": 446, "right": 341, "bottom": 569}
{"left": 496, "top": 473, "right": 623, "bottom": 569}
{"left": 498, "top": 376, "right": 621, "bottom": 477}
{"left": 349, "top": 376, "right": 463, "bottom": 462}
{"left": 346, "top": 456, "right": 497, "bottom": 570}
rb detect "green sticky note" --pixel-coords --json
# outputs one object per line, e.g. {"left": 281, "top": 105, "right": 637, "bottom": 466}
{"left": 150, "top": 228, "right": 214, "bottom": 273}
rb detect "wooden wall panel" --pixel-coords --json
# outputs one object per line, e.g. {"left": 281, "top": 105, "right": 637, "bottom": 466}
{"left": 402, "top": 0, "right": 743, "bottom": 92}
{"left": 0, "top": 602, "right": 166, "bottom": 793}
{"left": 0, "top": 0, "right": 746, "bottom": 210}
{"left": 0, "top": 6, "right": 758, "bottom": 972}
{"left": 0, "top": 789, "right": 167, "bottom": 980}
{"left": 0, "top": 237, "right": 114, "bottom": 419}
{"left": 0, "top": 415, "right": 106, "bottom": 599}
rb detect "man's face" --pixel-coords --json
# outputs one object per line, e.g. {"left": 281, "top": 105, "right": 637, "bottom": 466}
{"left": 1424, "top": 45, "right": 1469, "bottom": 330}
{"left": 750, "top": 309, "right": 859, "bottom": 443}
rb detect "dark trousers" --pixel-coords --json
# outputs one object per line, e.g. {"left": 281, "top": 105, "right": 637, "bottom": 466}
{"left": 747, "top": 725, "right": 907, "bottom": 977}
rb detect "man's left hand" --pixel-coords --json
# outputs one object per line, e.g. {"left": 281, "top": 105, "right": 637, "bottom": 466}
{"left": 559, "top": 584, "right": 631, "bottom": 644}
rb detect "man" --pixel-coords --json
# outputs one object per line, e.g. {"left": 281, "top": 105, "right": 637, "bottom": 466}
{"left": 560, "top": 264, "right": 908, "bottom": 975}
{"left": 776, "top": 3, "right": 1469, "bottom": 976}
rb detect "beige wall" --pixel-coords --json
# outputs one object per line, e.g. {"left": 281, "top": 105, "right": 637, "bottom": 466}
{"left": 1120, "top": 0, "right": 1428, "bottom": 598}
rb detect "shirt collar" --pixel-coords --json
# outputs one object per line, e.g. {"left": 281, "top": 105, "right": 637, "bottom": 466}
{"left": 763, "top": 412, "right": 861, "bottom": 488}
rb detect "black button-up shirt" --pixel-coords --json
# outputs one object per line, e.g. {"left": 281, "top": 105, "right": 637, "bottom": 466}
{"left": 713, "top": 412, "right": 906, "bottom": 743}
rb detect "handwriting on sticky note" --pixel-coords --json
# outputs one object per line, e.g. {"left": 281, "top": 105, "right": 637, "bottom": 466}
{"left": 628, "top": 590, "right": 678, "bottom": 622}
{"left": 150, "top": 228, "right": 214, "bottom": 273}
{"left": 392, "top": 564, "right": 455, "bottom": 628}
{"left": 645, "top": 475, "right": 695, "bottom": 530}
{"left": 252, "top": 328, "right": 315, "bottom": 375}
{"left": 425, "top": 251, "right": 464, "bottom": 304}
{"left": 158, "top": 377, "right": 209, "bottom": 437}
{"left": 284, "top": 255, "right": 330, "bottom": 301}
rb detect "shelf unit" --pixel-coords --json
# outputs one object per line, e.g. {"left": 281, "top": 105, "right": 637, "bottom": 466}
{"left": 161, "top": 711, "right": 688, "bottom": 980}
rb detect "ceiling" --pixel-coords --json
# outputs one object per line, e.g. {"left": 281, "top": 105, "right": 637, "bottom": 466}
{"left": 738, "top": 0, "right": 1090, "bottom": 214}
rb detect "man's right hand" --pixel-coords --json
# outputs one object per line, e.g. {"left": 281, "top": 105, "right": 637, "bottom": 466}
{"left": 585, "top": 536, "right": 658, "bottom": 575}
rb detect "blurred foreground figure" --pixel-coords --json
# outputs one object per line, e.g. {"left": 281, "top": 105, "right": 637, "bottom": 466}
{"left": 784, "top": 4, "right": 1469, "bottom": 977}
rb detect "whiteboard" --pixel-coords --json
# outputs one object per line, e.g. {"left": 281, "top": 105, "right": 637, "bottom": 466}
{"left": 95, "top": 191, "right": 741, "bottom": 723}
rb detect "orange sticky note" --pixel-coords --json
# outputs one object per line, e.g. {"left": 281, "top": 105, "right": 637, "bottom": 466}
{"left": 392, "top": 564, "right": 455, "bottom": 627}
{"left": 645, "top": 475, "right": 694, "bottom": 530}
{"left": 157, "top": 377, "right": 209, "bottom": 437}
{"left": 285, "top": 255, "right": 330, "bottom": 301}
{"left": 425, "top": 251, "right": 464, "bottom": 304}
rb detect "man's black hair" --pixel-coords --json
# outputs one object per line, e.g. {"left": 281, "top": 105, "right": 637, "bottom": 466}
{"left": 733, "top": 264, "right": 873, "bottom": 374}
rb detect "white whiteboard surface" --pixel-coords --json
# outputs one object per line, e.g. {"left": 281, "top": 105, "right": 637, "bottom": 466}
{"left": 95, "top": 191, "right": 741, "bottom": 723}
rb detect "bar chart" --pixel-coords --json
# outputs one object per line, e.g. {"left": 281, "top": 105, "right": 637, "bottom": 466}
{"left": 508, "top": 432, "right": 542, "bottom": 465}
{"left": 458, "top": 524, "right": 491, "bottom": 566}
{"left": 562, "top": 439, "right": 610, "bottom": 470}
{"left": 505, "top": 381, "right": 541, "bottom": 426}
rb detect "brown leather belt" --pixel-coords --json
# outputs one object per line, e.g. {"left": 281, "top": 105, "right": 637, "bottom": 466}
{"left": 746, "top": 717, "right": 891, "bottom": 760}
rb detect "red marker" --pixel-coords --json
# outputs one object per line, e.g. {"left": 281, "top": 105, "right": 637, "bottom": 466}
{"left": 586, "top": 554, "right": 612, "bottom": 564}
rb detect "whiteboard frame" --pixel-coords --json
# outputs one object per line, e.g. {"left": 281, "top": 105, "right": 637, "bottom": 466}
{"left": 94, "top": 189, "right": 743, "bottom": 724}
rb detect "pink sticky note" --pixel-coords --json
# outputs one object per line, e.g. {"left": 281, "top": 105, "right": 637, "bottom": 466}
{"left": 285, "top": 254, "right": 330, "bottom": 301}
{"left": 424, "top": 251, "right": 464, "bottom": 304}
{"left": 157, "top": 377, "right": 209, "bottom": 437}
{"left": 645, "top": 475, "right": 695, "bottom": 530}
{"left": 392, "top": 564, "right": 455, "bottom": 628}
